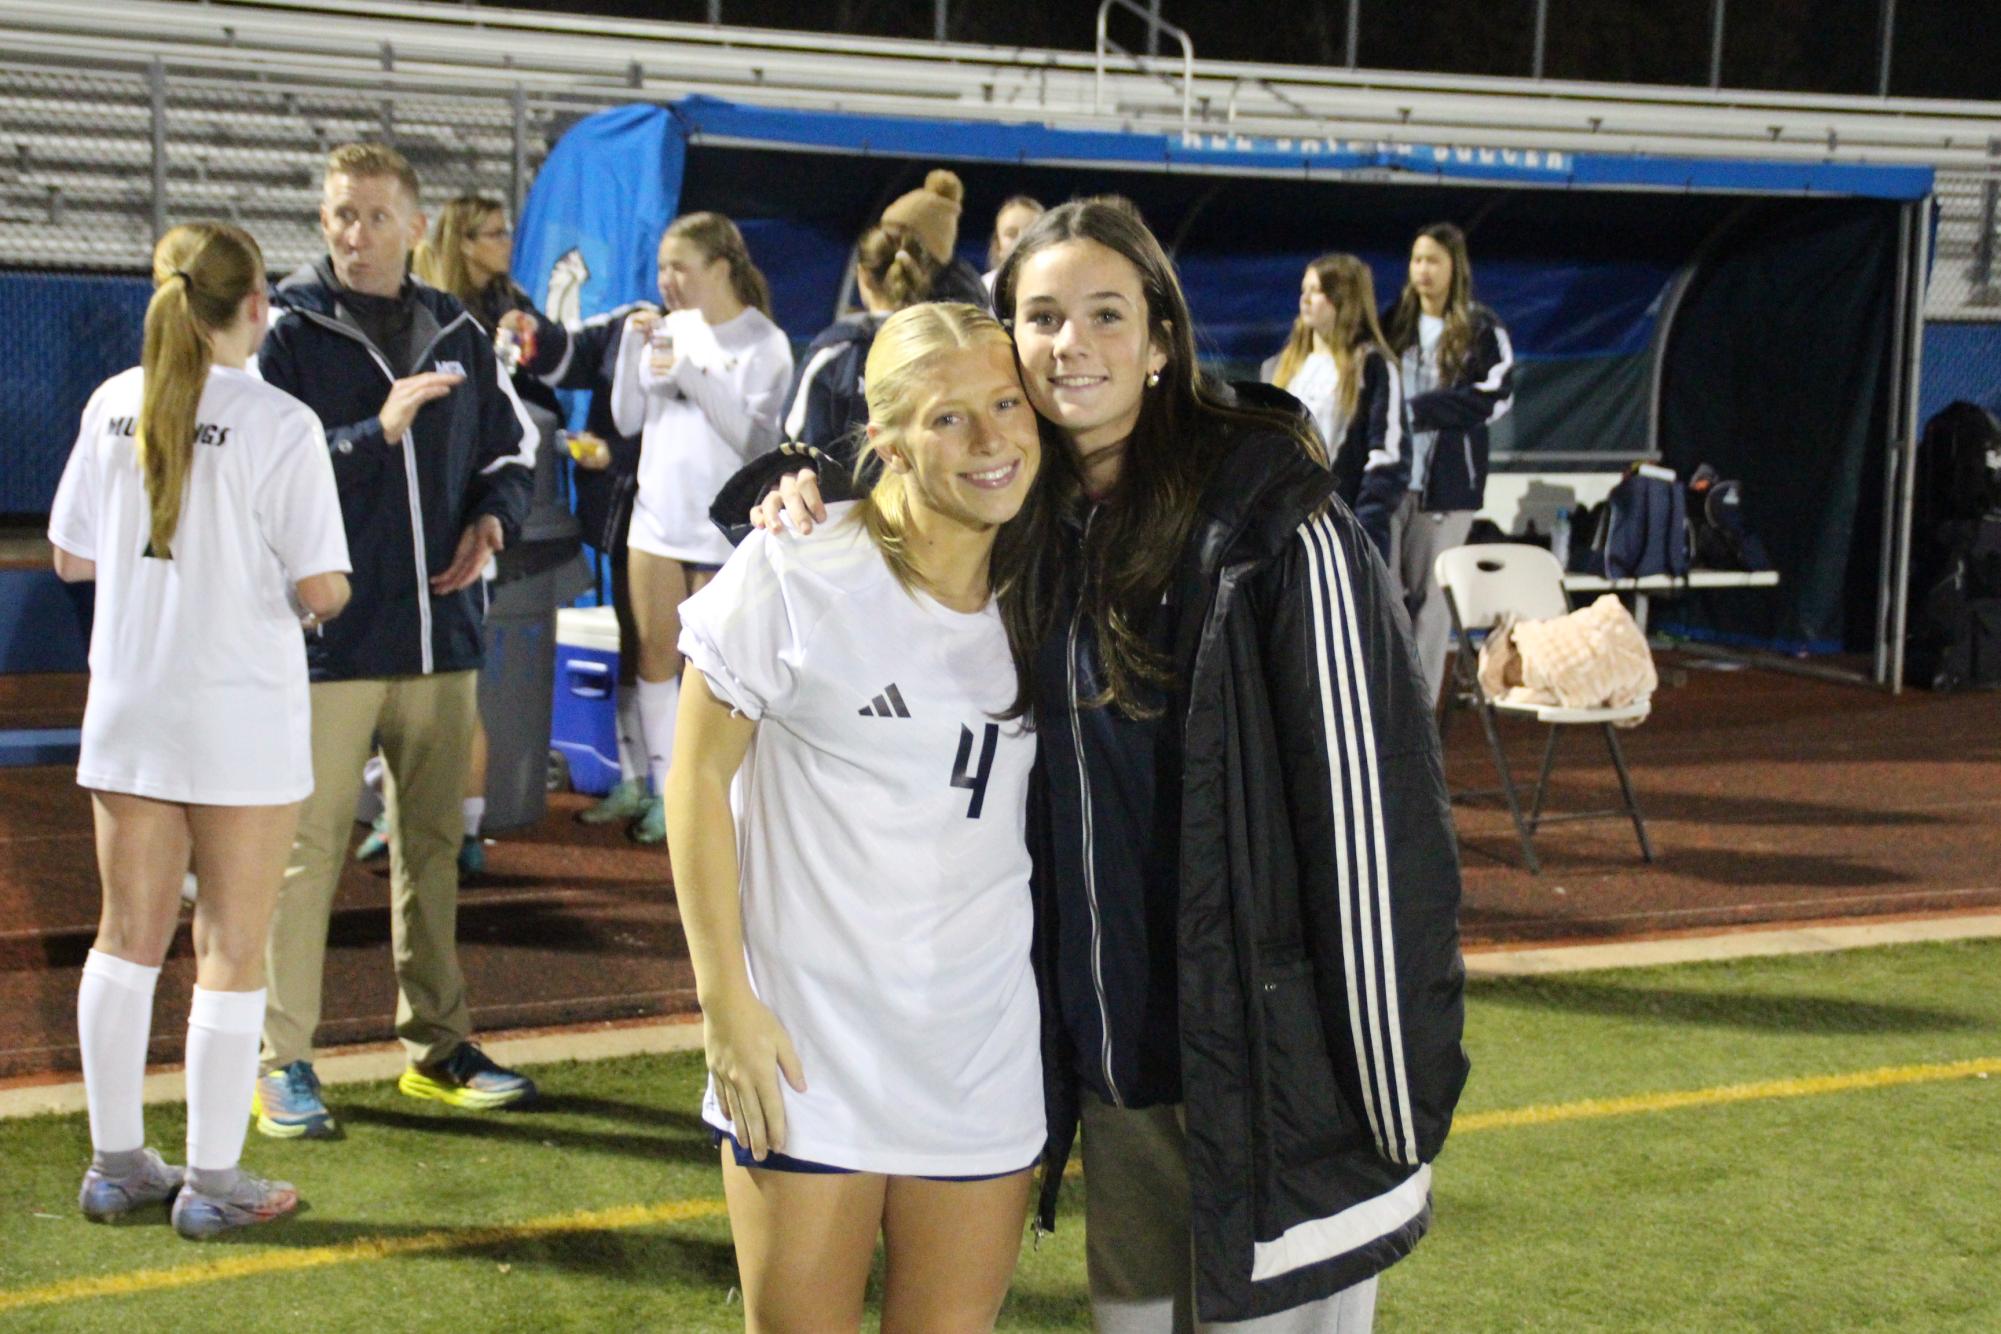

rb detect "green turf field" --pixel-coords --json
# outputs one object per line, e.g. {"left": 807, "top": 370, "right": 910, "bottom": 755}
{"left": 1, "top": 939, "right": 1996, "bottom": 1331}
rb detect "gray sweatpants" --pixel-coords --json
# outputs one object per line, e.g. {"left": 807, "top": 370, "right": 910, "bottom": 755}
{"left": 1082, "top": 1094, "right": 1380, "bottom": 1334}
{"left": 1388, "top": 493, "right": 1476, "bottom": 710}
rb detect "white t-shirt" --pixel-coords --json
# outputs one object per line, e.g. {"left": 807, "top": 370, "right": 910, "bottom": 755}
{"left": 677, "top": 506, "right": 1043, "bottom": 1175}
{"left": 1406, "top": 312, "right": 1447, "bottom": 496}
{"left": 611, "top": 306, "right": 793, "bottom": 566}
{"left": 48, "top": 364, "right": 350, "bottom": 804}
{"left": 1284, "top": 349, "right": 1345, "bottom": 449}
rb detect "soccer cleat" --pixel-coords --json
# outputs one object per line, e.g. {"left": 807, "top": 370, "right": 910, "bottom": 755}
{"left": 457, "top": 835, "right": 486, "bottom": 879}
{"left": 354, "top": 813, "right": 390, "bottom": 862}
{"left": 78, "top": 1147, "right": 184, "bottom": 1222}
{"left": 398, "top": 1042, "right": 538, "bottom": 1111}
{"left": 253, "top": 1060, "right": 338, "bottom": 1139}
{"left": 576, "top": 777, "right": 648, "bottom": 826}
{"left": 170, "top": 1170, "right": 299, "bottom": 1240}
{"left": 628, "top": 795, "right": 666, "bottom": 846}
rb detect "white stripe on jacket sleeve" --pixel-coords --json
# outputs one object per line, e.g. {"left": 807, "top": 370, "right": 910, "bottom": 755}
{"left": 1363, "top": 355, "right": 1405, "bottom": 474}
{"left": 480, "top": 348, "right": 540, "bottom": 475}
{"left": 1477, "top": 324, "right": 1514, "bottom": 423}
{"left": 785, "top": 342, "right": 847, "bottom": 443}
{"left": 1299, "top": 512, "right": 1421, "bottom": 1167}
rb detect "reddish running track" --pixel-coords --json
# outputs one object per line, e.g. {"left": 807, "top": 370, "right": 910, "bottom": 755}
{"left": 1, "top": 657, "right": 1995, "bottom": 1078}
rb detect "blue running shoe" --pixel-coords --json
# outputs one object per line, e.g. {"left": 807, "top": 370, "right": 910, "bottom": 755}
{"left": 628, "top": 795, "right": 666, "bottom": 846}
{"left": 79, "top": 1147, "right": 183, "bottom": 1222}
{"left": 399, "top": 1042, "right": 537, "bottom": 1111}
{"left": 576, "top": 777, "right": 649, "bottom": 826}
{"left": 354, "top": 813, "right": 389, "bottom": 862}
{"left": 171, "top": 1170, "right": 299, "bottom": 1240}
{"left": 253, "top": 1060, "right": 338, "bottom": 1139}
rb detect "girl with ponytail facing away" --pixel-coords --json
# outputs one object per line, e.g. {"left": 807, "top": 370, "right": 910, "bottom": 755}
{"left": 781, "top": 220, "right": 940, "bottom": 465}
{"left": 48, "top": 222, "right": 352, "bottom": 1239}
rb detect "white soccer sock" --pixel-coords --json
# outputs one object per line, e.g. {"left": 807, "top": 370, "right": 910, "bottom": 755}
{"left": 184, "top": 986, "right": 266, "bottom": 1177}
{"left": 614, "top": 684, "right": 646, "bottom": 786}
{"left": 462, "top": 797, "right": 486, "bottom": 840}
{"left": 636, "top": 675, "right": 681, "bottom": 795}
{"left": 77, "top": 949, "right": 161, "bottom": 1157}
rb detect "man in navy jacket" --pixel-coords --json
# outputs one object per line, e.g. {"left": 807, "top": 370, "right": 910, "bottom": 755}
{"left": 252, "top": 143, "right": 538, "bottom": 1139}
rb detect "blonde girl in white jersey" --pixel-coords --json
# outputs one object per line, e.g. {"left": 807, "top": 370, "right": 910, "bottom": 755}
{"left": 48, "top": 223, "right": 351, "bottom": 1240}
{"left": 610, "top": 212, "right": 793, "bottom": 845}
{"left": 666, "top": 303, "right": 1056, "bottom": 1332}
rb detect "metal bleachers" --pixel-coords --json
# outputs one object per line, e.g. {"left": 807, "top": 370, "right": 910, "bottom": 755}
{"left": 0, "top": 0, "right": 1996, "bottom": 308}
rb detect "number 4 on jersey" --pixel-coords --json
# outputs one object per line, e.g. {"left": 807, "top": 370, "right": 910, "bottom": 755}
{"left": 951, "top": 723, "right": 1000, "bottom": 819}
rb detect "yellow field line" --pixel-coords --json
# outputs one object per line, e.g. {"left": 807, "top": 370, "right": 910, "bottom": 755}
{"left": 0, "top": 1198, "right": 725, "bottom": 1314}
{"left": 1454, "top": 1055, "right": 2001, "bottom": 1132}
{"left": 2, "top": 1054, "right": 1994, "bottom": 1313}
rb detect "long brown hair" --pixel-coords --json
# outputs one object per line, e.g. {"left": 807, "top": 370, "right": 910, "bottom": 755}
{"left": 664, "top": 212, "right": 772, "bottom": 319}
{"left": 1270, "top": 252, "right": 1391, "bottom": 427}
{"left": 851, "top": 301, "right": 1065, "bottom": 721}
{"left": 413, "top": 192, "right": 505, "bottom": 310}
{"left": 853, "top": 221, "right": 937, "bottom": 310}
{"left": 1386, "top": 221, "right": 1477, "bottom": 384}
{"left": 137, "top": 222, "right": 265, "bottom": 560}
{"left": 993, "top": 197, "right": 1323, "bottom": 718}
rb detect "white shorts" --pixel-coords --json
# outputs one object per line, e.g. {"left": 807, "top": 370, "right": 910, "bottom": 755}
{"left": 625, "top": 499, "right": 730, "bottom": 568}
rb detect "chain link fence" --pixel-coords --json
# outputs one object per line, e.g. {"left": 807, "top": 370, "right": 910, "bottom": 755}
{"left": 0, "top": 58, "right": 616, "bottom": 513}
{"left": 1920, "top": 167, "right": 2001, "bottom": 428}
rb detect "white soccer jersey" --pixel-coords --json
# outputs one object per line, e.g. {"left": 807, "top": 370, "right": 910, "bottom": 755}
{"left": 678, "top": 506, "right": 1043, "bottom": 1175}
{"left": 48, "top": 364, "right": 350, "bottom": 804}
{"left": 611, "top": 306, "right": 793, "bottom": 567}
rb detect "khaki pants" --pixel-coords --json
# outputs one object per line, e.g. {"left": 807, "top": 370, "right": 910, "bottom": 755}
{"left": 261, "top": 671, "right": 478, "bottom": 1072}
{"left": 1082, "top": 1094, "right": 1379, "bottom": 1334}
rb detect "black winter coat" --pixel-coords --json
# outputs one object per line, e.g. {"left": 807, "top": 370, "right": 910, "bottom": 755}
{"left": 1324, "top": 347, "right": 1407, "bottom": 562}
{"left": 1031, "top": 404, "right": 1469, "bottom": 1323}
{"left": 1391, "top": 303, "right": 1515, "bottom": 513}
{"left": 519, "top": 302, "right": 653, "bottom": 552}
{"left": 780, "top": 311, "right": 885, "bottom": 469}
{"left": 258, "top": 260, "right": 534, "bottom": 681}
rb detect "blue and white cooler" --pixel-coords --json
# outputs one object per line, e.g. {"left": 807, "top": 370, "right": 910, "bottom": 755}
{"left": 552, "top": 605, "right": 622, "bottom": 796}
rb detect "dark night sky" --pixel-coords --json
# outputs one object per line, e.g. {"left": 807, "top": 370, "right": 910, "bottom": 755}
{"left": 502, "top": 0, "right": 2001, "bottom": 101}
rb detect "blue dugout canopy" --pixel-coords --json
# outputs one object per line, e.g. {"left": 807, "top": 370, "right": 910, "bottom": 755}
{"left": 517, "top": 95, "right": 1934, "bottom": 673}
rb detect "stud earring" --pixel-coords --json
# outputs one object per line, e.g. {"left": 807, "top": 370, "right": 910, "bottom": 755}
{"left": 1146, "top": 370, "right": 1161, "bottom": 388}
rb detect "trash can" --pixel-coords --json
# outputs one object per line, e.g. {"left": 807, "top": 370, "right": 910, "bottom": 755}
{"left": 477, "top": 403, "right": 590, "bottom": 832}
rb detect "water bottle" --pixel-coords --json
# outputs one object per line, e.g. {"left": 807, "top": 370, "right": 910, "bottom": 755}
{"left": 1551, "top": 507, "right": 1571, "bottom": 571}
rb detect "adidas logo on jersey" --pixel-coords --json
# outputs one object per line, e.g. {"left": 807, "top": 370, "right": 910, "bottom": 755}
{"left": 858, "top": 684, "right": 911, "bottom": 718}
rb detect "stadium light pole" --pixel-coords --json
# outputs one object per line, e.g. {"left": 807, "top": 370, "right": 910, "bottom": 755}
{"left": 1877, "top": 0, "right": 1896, "bottom": 96}
{"left": 1346, "top": 0, "right": 1360, "bottom": 69}
{"left": 1708, "top": 0, "right": 1726, "bottom": 88}
{"left": 1531, "top": 0, "right": 1548, "bottom": 79}
{"left": 148, "top": 57, "right": 166, "bottom": 242}
{"left": 937, "top": 0, "right": 949, "bottom": 43}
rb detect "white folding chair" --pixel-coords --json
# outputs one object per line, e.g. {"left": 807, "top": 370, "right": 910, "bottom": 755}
{"left": 1434, "top": 544, "right": 1654, "bottom": 874}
